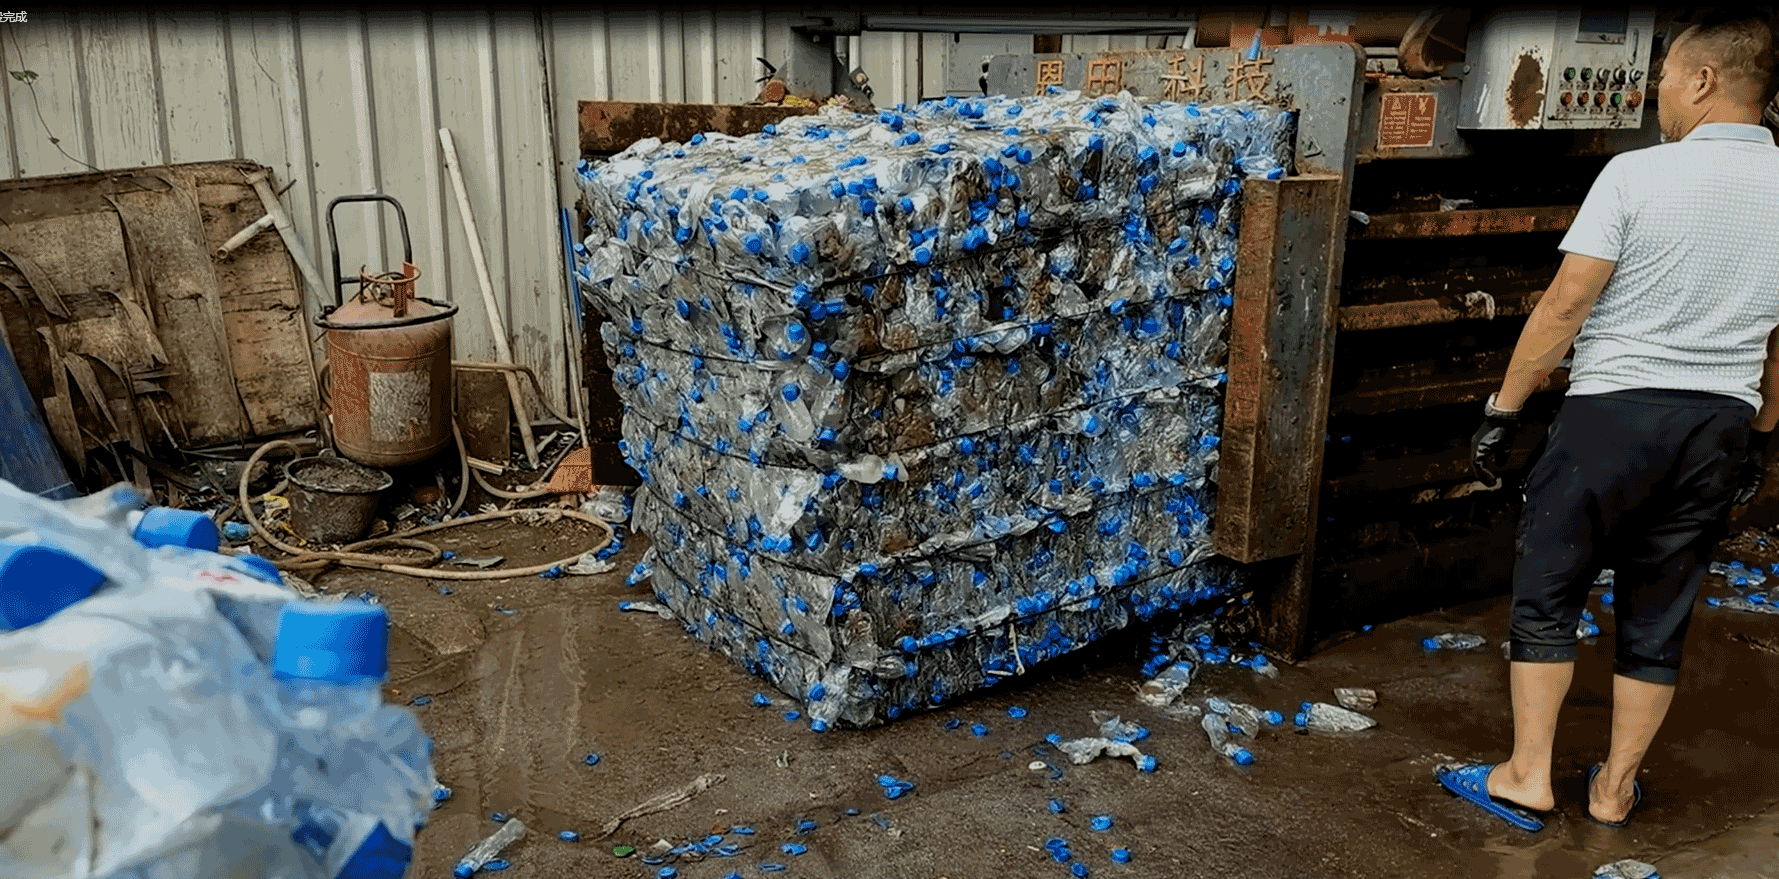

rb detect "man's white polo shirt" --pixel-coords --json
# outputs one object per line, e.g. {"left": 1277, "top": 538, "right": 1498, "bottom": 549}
{"left": 1560, "top": 122, "right": 1779, "bottom": 410}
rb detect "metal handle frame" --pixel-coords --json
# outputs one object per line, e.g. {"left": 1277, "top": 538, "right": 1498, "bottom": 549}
{"left": 324, "top": 194, "right": 415, "bottom": 311}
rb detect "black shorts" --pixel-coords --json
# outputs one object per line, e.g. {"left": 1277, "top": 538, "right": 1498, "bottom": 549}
{"left": 1509, "top": 388, "right": 1752, "bottom": 684}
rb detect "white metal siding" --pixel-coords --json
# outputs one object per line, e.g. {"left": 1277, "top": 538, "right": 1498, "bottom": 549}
{"left": 2, "top": 9, "right": 576, "bottom": 418}
{"left": 1, "top": 9, "right": 1138, "bottom": 422}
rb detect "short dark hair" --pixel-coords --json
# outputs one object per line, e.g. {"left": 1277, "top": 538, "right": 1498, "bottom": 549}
{"left": 1672, "top": 10, "right": 1777, "bottom": 105}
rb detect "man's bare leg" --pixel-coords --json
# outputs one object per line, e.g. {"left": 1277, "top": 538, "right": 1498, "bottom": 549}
{"left": 1488, "top": 660, "right": 1574, "bottom": 811}
{"left": 1589, "top": 675, "right": 1676, "bottom": 823}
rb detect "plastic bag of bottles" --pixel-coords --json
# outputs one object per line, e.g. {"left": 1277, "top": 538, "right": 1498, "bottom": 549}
{"left": 0, "top": 480, "right": 434, "bottom": 879}
{"left": 578, "top": 89, "right": 1296, "bottom": 726}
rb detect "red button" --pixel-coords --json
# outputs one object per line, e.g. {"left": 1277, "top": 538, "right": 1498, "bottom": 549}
{"left": 1626, "top": 91, "right": 1643, "bottom": 109}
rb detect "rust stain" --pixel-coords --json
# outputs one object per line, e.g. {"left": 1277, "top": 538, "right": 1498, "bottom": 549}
{"left": 1505, "top": 52, "right": 1545, "bottom": 128}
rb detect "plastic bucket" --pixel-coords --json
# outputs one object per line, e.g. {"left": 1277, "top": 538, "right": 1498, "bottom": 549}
{"left": 283, "top": 456, "right": 392, "bottom": 545}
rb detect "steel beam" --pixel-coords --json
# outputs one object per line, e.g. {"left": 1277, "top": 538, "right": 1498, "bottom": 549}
{"left": 1350, "top": 205, "right": 1578, "bottom": 239}
{"left": 1337, "top": 284, "right": 1545, "bottom": 332}
{"left": 1216, "top": 175, "right": 1346, "bottom": 563}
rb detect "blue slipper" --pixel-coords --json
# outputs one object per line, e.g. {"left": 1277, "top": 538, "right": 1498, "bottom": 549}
{"left": 1586, "top": 764, "right": 1643, "bottom": 828}
{"left": 1435, "top": 762, "right": 1547, "bottom": 832}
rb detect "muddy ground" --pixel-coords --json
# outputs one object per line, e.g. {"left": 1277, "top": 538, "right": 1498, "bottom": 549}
{"left": 305, "top": 516, "right": 1779, "bottom": 879}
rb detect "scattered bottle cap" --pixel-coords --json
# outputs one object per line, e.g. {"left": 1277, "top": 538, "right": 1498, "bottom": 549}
{"left": 559, "top": 831, "right": 580, "bottom": 842}
{"left": 584, "top": 753, "right": 601, "bottom": 766}
{"left": 1111, "top": 849, "right": 1131, "bottom": 863}
{"left": 1090, "top": 815, "right": 1113, "bottom": 832}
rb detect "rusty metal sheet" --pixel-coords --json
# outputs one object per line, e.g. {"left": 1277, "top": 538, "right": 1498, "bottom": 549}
{"left": 578, "top": 101, "right": 820, "bottom": 155}
{"left": 1216, "top": 174, "right": 1345, "bottom": 566}
{"left": 1338, "top": 285, "right": 1546, "bottom": 332}
{"left": 1351, "top": 205, "right": 1578, "bottom": 239}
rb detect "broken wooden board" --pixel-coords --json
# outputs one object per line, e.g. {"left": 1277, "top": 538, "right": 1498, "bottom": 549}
{"left": 0, "top": 160, "right": 316, "bottom": 454}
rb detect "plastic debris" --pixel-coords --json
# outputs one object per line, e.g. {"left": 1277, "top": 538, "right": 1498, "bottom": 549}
{"left": 483, "top": 859, "right": 510, "bottom": 872}
{"left": 491, "top": 812, "right": 509, "bottom": 823}
{"left": 565, "top": 551, "right": 617, "bottom": 576}
{"left": 613, "top": 845, "right": 637, "bottom": 857}
{"left": 455, "top": 817, "right": 526, "bottom": 878}
{"left": 877, "top": 773, "right": 918, "bottom": 798}
{"left": 1111, "top": 848, "right": 1132, "bottom": 863}
{"left": 1056, "top": 736, "right": 1155, "bottom": 771}
{"left": 796, "top": 818, "right": 819, "bottom": 834}
{"left": 1008, "top": 705, "right": 1028, "bottom": 718}
{"left": 618, "top": 600, "right": 675, "bottom": 619}
{"left": 585, "top": 752, "right": 602, "bottom": 766}
{"left": 1138, "top": 658, "right": 1195, "bottom": 708}
{"left": 1333, "top": 687, "right": 1377, "bottom": 711}
{"left": 971, "top": 723, "right": 990, "bottom": 736}
{"left": 1090, "top": 815, "right": 1114, "bottom": 832}
{"left": 782, "top": 843, "right": 808, "bottom": 856}
{"left": 1049, "top": 799, "right": 1067, "bottom": 814}
{"left": 1199, "top": 711, "right": 1255, "bottom": 765}
{"left": 1593, "top": 860, "right": 1660, "bottom": 879}
{"left": 559, "top": 830, "right": 581, "bottom": 842}
{"left": 1422, "top": 632, "right": 1487, "bottom": 651}
{"left": 412, "top": 695, "right": 433, "bottom": 706}
{"left": 444, "top": 555, "right": 506, "bottom": 568}
{"left": 1091, "top": 710, "right": 1149, "bottom": 742}
{"left": 1294, "top": 701, "right": 1377, "bottom": 732}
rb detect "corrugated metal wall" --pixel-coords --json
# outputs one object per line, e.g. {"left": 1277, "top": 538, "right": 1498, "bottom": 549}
{"left": 0, "top": 8, "right": 1176, "bottom": 421}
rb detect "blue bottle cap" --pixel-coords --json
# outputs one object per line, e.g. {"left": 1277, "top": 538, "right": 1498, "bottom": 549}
{"left": 1233, "top": 748, "right": 1255, "bottom": 765}
{"left": 1111, "top": 848, "right": 1131, "bottom": 863}
{"left": 273, "top": 600, "right": 389, "bottom": 682}
{"left": 231, "top": 554, "right": 283, "bottom": 584}
{"left": 0, "top": 542, "right": 105, "bottom": 631}
{"left": 1421, "top": 637, "right": 1439, "bottom": 650}
{"left": 133, "top": 506, "right": 222, "bottom": 552}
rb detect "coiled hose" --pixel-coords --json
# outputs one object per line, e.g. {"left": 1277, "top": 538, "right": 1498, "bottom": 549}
{"left": 239, "top": 428, "right": 614, "bottom": 581}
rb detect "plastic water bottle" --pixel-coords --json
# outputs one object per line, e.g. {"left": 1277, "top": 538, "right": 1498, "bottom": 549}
{"left": 1294, "top": 701, "right": 1376, "bottom": 732}
{"left": 1422, "top": 632, "right": 1486, "bottom": 651}
{"left": 1707, "top": 595, "right": 1779, "bottom": 615}
{"left": 454, "top": 817, "right": 526, "bottom": 878}
{"left": 1205, "top": 697, "right": 1282, "bottom": 735}
{"left": 1199, "top": 711, "right": 1254, "bottom": 765}
{"left": 244, "top": 601, "right": 424, "bottom": 879}
{"left": 1136, "top": 659, "right": 1194, "bottom": 708}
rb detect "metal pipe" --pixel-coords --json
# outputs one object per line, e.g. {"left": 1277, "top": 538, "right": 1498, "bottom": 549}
{"left": 1349, "top": 205, "right": 1579, "bottom": 239}
{"left": 859, "top": 15, "right": 1193, "bottom": 34}
{"left": 438, "top": 127, "right": 541, "bottom": 469}
{"left": 215, "top": 213, "right": 275, "bottom": 259}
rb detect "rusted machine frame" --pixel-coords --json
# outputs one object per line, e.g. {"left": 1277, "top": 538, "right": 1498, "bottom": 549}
{"left": 1216, "top": 175, "right": 1346, "bottom": 560}
{"left": 578, "top": 101, "right": 819, "bottom": 154}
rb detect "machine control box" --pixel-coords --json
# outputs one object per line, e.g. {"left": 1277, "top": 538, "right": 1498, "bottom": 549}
{"left": 1459, "top": 7, "right": 1657, "bottom": 130}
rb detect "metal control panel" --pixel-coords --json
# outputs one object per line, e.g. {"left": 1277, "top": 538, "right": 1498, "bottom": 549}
{"left": 1459, "top": 6, "right": 1656, "bottom": 130}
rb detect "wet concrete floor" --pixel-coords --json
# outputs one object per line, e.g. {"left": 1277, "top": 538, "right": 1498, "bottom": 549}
{"left": 315, "top": 517, "right": 1779, "bottom": 878}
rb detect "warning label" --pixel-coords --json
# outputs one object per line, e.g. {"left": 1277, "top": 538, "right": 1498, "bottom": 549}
{"left": 1379, "top": 92, "right": 1438, "bottom": 148}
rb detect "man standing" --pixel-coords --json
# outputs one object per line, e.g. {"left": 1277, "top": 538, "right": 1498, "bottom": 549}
{"left": 1443, "top": 13, "right": 1779, "bottom": 831}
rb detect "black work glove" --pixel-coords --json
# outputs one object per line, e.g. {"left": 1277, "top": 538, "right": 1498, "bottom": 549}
{"left": 1471, "top": 394, "right": 1520, "bottom": 488}
{"left": 1733, "top": 428, "right": 1774, "bottom": 506}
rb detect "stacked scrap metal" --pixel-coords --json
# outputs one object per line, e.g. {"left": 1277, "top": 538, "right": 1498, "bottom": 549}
{"left": 575, "top": 90, "right": 1295, "bottom": 727}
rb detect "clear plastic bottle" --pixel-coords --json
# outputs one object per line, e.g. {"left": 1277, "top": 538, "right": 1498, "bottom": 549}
{"left": 453, "top": 816, "right": 526, "bottom": 879}
{"left": 1294, "top": 701, "right": 1376, "bottom": 732}
{"left": 1422, "top": 632, "right": 1487, "bottom": 651}
{"left": 1707, "top": 595, "right": 1779, "bottom": 615}
{"left": 241, "top": 600, "right": 426, "bottom": 879}
{"left": 1136, "top": 659, "right": 1193, "bottom": 708}
{"left": 1199, "top": 710, "right": 1255, "bottom": 765}
{"left": 1205, "top": 697, "right": 1282, "bottom": 735}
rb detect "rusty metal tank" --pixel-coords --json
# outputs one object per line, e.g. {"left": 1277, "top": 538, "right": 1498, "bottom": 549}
{"left": 316, "top": 195, "right": 458, "bottom": 468}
